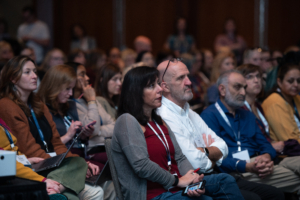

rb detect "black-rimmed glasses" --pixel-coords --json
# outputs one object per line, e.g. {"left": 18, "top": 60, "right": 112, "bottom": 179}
{"left": 161, "top": 58, "right": 183, "bottom": 82}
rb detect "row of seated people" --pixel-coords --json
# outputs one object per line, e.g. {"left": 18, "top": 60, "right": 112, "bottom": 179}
{"left": 0, "top": 54, "right": 300, "bottom": 200}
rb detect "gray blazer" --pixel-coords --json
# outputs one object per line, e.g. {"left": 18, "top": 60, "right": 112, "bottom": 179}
{"left": 111, "top": 113, "right": 193, "bottom": 200}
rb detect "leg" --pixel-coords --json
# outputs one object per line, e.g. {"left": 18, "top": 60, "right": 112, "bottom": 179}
{"left": 151, "top": 191, "right": 212, "bottom": 200}
{"left": 203, "top": 173, "right": 244, "bottom": 199}
{"left": 279, "top": 156, "right": 300, "bottom": 176}
{"left": 99, "top": 180, "right": 116, "bottom": 200}
{"left": 239, "top": 189, "right": 261, "bottom": 200}
{"left": 78, "top": 183, "right": 104, "bottom": 200}
{"left": 235, "top": 176, "right": 284, "bottom": 200}
{"left": 242, "top": 164, "right": 300, "bottom": 193}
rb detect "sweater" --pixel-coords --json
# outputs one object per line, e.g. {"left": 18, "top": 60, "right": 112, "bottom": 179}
{"left": 74, "top": 98, "right": 115, "bottom": 147}
{"left": 262, "top": 93, "right": 300, "bottom": 143}
{"left": 0, "top": 118, "right": 45, "bottom": 182}
{"left": 111, "top": 113, "right": 193, "bottom": 200}
{"left": 0, "top": 97, "right": 76, "bottom": 159}
{"left": 96, "top": 96, "right": 117, "bottom": 120}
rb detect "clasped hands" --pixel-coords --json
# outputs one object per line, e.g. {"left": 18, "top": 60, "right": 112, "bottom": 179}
{"left": 246, "top": 153, "right": 274, "bottom": 178}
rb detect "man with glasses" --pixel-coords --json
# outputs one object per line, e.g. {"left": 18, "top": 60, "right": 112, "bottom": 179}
{"left": 157, "top": 60, "right": 284, "bottom": 200}
{"left": 201, "top": 69, "right": 300, "bottom": 199}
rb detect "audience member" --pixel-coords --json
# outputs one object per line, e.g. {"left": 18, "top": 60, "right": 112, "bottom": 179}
{"left": 0, "top": 118, "right": 61, "bottom": 195}
{"left": 94, "top": 63, "right": 121, "bottom": 119}
{"left": 112, "top": 66, "right": 244, "bottom": 200}
{"left": 0, "top": 56, "right": 103, "bottom": 200}
{"left": 201, "top": 70, "right": 300, "bottom": 196}
{"left": 68, "top": 48, "right": 86, "bottom": 65}
{"left": 237, "top": 64, "right": 285, "bottom": 153}
{"left": 201, "top": 48, "right": 214, "bottom": 80}
{"left": 121, "top": 48, "right": 137, "bottom": 69}
{"left": 70, "top": 23, "right": 97, "bottom": 52}
{"left": 0, "top": 40, "right": 14, "bottom": 62}
{"left": 271, "top": 50, "right": 283, "bottom": 67}
{"left": 157, "top": 59, "right": 284, "bottom": 200}
{"left": 262, "top": 63, "right": 300, "bottom": 143}
{"left": 133, "top": 35, "right": 152, "bottom": 53}
{"left": 207, "top": 52, "right": 236, "bottom": 104}
{"left": 214, "top": 18, "right": 247, "bottom": 65}
{"left": 136, "top": 50, "right": 155, "bottom": 67}
{"left": 164, "top": 17, "right": 196, "bottom": 57}
{"left": 20, "top": 47, "right": 36, "bottom": 63}
{"left": 66, "top": 62, "right": 115, "bottom": 148}
{"left": 85, "top": 49, "right": 107, "bottom": 85}
{"left": 243, "top": 48, "right": 262, "bottom": 67}
{"left": 17, "top": 6, "right": 50, "bottom": 64}
{"left": 284, "top": 45, "right": 300, "bottom": 55}
{"left": 108, "top": 47, "right": 123, "bottom": 70}
{"left": 0, "top": 18, "right": 10, "bottom": 41}
{"left": 260, "top": 49, "right": 272, "bottom": 73}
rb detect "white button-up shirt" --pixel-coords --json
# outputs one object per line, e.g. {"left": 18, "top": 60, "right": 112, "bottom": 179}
{"left": 157, "top": 96, "right": 228, "bottom": 173}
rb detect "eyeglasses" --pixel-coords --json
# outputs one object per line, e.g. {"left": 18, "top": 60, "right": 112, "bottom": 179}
{"left": 161, "top": 58, "right": 183, "bottom": 83}
{"left": 245, "top": 73, "right": 261, "bottom": 80}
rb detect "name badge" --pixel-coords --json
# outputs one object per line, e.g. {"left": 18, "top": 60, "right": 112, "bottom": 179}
{"left": 232, "top": 149, "right": 250, "bottom": 163}
{"left": 47, "top": 152, "right": 57, "bottom": 157}
{"left": 194, "top": 136, "right": 206, "bottom": 147}
{"left": 16, "top": 155, "right": 31, "bottom": 166}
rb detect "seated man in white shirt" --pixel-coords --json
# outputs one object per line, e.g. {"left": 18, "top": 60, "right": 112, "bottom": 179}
{"left": 156, "top": 59, "right": 284, "bottom": 200}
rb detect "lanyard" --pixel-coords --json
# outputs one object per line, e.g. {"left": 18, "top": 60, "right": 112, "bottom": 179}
{"left": 215, "top": 102, "right": 241, "bottom": 151}
{"left": 29, "top": 106, "right": 49, "bottom": 152}
{"left": 64, "top": 115, "right": 72, "bottom": 130}
{"left": 0, "top": 124, "right": 15, "bottom": 149}
{"left": 147, "top": 121, "right": 172, "bottom": 172}
{"left": 244, "top": 101, "right": 269, "bottom": 133}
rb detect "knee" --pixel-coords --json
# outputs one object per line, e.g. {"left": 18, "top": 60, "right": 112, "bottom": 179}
{"left": 217, "top": 173, "right": 236, "bottom": 184}
{"left": 94, "top": 186, "right": 104, "bottom": 200}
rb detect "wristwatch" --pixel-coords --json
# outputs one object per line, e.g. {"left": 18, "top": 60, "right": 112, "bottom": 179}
{"left": 172, "top": 175, "right": 179, "bottom": 186}
{"left": 204, "top": 148, "right": 209, "bottom": 157}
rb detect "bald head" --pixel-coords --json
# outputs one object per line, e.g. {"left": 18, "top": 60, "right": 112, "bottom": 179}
{"left": 134, "top": 35, "right": 152, "bottom": 53}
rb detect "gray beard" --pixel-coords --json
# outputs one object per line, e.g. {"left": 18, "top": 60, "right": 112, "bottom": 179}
{"left": 224, "top": 90, "right": 245, "bottom": 109}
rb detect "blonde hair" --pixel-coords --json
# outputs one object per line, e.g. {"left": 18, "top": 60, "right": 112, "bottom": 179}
{"left": 210, "top": 52, "right": 236, "bottom": 84}
{"left": 37, "top": 64, "right": 76, "bottom": 115}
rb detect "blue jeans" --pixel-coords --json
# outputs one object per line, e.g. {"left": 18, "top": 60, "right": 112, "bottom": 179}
{"left": 152, "top": 173, "right": 244, "bottom": 200}
{"left": 151, "top": 191, "right": 212, "bottom": 200}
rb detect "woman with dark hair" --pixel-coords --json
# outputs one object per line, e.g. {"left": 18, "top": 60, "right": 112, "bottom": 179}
{"left": 262, "top": 63, "right": 300, "bottom": 143}
{"left": 164, "top": 17, "right": 196, "bottom": 57}
{"left": 86, "top": 49, "right": 107, "bottom": 86}
{"left": 112, "top": 66, "right": 244, "bottom": 200}
{"left": 68, "top": 48, "right": 86, "bottom": 65}
{"left": 95, "top": 63, "right": 122, "bottom": 119}
{"left": 70, "top": 24, "right": 97, "bottom": 52}
{"left": 214, "top": 18, "right": 247, "bottom": 64}
{"left": 0, "top": 56, "right": 103, "bottom": 200}
{"left": 136, "top": 50, "right": 155, "bottom": 67}
{"left": 237, "top": 64, "right": 285, "bottom": 153}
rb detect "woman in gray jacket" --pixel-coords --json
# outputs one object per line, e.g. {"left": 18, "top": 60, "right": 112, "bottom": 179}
{"left": 112, "top": 66, "right": 244, "bottom": 200}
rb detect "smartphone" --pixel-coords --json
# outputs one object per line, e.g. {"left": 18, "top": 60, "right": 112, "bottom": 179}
{"left": 182, "top": 180, "right": 206, "bottom": 196}
{"left": 87, "top": 120, "right": 96, "bottom": 127}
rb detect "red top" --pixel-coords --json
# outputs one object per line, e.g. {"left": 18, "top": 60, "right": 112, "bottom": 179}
{"left": 145, "top": 121, "right": 181, "bottom": 200}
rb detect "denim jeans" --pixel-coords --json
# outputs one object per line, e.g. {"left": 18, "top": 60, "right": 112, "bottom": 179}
{"left": 152, "top": 173, "right": 244, "bottom": 200}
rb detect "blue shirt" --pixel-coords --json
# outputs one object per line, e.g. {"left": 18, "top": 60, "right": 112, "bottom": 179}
{"left": 200, "top": 99, "right": 276, "bottom": 173}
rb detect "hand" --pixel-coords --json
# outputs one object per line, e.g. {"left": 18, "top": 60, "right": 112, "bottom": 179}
{"left": 86, "top": 161, "right": 100, "bottom": 178}
{"left": 81, "top": 125, "right": 94, "bottom": 139}
{"left": 28, "top": 157, "right": 44, "bottom": 164}
{"left": 272, "top": 141, "right": 285, "bottom": 153}
{"left": 79, "top": 78, "right": 96, "bottom": 102}
{"left": 202, "top": 134, "right": 215, "bottom": 147}
{"left": 177, "top": 170, "right": 200, "bottom": 188}
{"left": 187, "top": 174, "right": 205, "bottom": 197}
{"left": 254, "top": 154, "right": 272, "bottom": 166}
{"left": 257, "top": 160, "right": 274, "bottom": 178}
{"left": 66, "top": 120, "right": 82, "bottom": 139}
{"left": 45, "top": 179, "right": 60, "bottom": 195}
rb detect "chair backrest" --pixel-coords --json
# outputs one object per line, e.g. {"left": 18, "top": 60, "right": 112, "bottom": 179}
{"left": 105, "top": 138, "right": 124, "bottom": 200}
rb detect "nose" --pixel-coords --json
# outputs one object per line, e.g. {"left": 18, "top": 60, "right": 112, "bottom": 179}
{"left": 185, "top": 76, "right": 192, "bottom": 86}
{"left": 68, "top": 89, "right": 73, "bottom": 96}
{"left": 240, "top": 87, "right": 246, "bottom": 96}
{"left": 85, "top": 74, "right": 89, "bottom": 83}
{"left": 117, "top": 79, "right": 122, "bottom": 86}
{"left": 32, "top": 71, "right": 37, "bottom": 79}
{"left": 156, "top": 84, "right": 163, "bottom": 93}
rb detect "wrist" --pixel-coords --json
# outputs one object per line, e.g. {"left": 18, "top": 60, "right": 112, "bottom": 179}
{"left": 172, "top": 175, "right": 179, "bottom": 186}
{"left": 88, "top": 100, "right": 96, "bottom": 105}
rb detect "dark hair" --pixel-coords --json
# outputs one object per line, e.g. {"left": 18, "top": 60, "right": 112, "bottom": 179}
{"left": 86, "top": 49, "right": 106, "bottom": 69}
{"left": 71, "top": 24, "right": 87, "bottom": 40}
{"left": 22, "top": 6, "right": 36, "bottom": 16}
{"left": 68, "top": 48, "right": 86, "bottom": 63}
{"left": 95, "top": 63, "right": 121, "bottom": 107}
{"left": 117, "top": 66, "right": 162, "bottom": 126}
{"left": 277, "top": 63, "right": 300, "bottom": 82}
{"left": 0, "top": 56, "right": 43, "bottom": 117}
{"left": 136, "top": 51, "right": 149, "bottom": 63}
{"left": 174, "top": 17, "right": 188, "bottom": 35}
{"left": 236, "top": 64, "right": 262, "bottom": 77}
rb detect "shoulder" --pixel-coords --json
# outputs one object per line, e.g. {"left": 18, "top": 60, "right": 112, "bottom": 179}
{"left": 262, "top": 93, "right": 285, "bottom": 108}
{"left": 116, "top": 113, "right": 138, "bottom": 125}
{"left": 96, "top": 96, "right": 109, "bottom": 104}
{"left": 35, "top": 20, "right": 48, "bottom": 27}
{"left": 0, "top": 98, "right": 22, "bottom": 113}
{"left": 201, "top": 104, "right": 217, "bottom": 115}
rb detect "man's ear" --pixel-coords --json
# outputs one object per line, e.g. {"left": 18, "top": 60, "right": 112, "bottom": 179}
{"left": 160, "top": 82, "right": 170, "bottom": 93}
{"left": 218, "top": 84, "right": 226, "bottom": 97}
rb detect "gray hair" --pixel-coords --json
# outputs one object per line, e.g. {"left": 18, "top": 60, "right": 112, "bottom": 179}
{"left": 216, "top": 69, "right": 243, "bottom": 87}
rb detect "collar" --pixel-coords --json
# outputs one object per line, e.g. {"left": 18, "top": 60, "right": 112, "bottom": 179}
{"left": 162, "top": 96, "right": 190, "bottom": 117}
{"left": 217, "top": 99, "right": 240, "bottom": 118}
